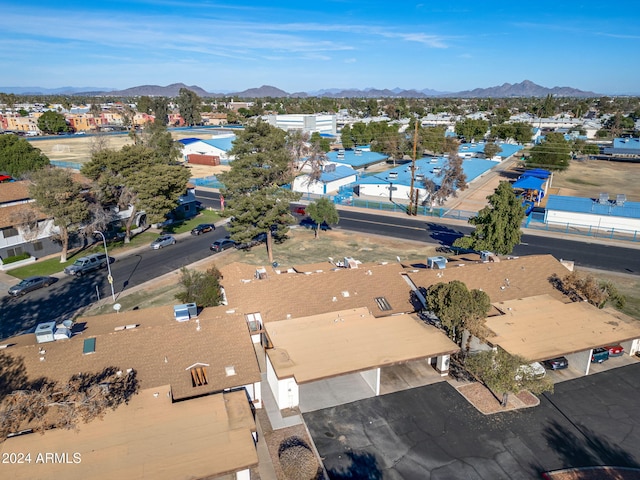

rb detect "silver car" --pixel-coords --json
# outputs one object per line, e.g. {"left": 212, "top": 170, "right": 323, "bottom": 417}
{"left": 150, "top": 235, "right": 176, "bottom": 249}
{"left": 8, "top": 276, "right": 55, "bottom": 297}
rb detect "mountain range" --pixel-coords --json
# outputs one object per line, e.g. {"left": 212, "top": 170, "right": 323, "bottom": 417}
{"left": 0, "top": 80, "right": 601, "bottom": 98}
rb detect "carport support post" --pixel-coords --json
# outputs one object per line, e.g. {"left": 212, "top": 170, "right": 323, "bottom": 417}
{"left": 436, "top": 354, "right": 450, "bottom": 376}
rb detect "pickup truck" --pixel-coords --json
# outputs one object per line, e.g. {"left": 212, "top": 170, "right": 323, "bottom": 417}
{"left": 64, "top": 253, "right": 110, "bottom": 276}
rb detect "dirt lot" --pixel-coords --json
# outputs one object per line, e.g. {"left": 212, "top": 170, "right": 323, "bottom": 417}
{"left": 551, "top": 158, "right": 640, "bottom": 202}
{"left": 30, "top": 131, "right": 228, "bottom": 178}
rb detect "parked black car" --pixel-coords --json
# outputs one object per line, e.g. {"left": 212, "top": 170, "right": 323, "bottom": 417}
{"left": 235, "top": 232, "right": 267, "bottom": 250}
{"left": 8, "top": 276, "right": 56, "bottom": 297}
{"left": 210, "top": 239, "right": 236, "bottom": 252}
{"left": 190, "top": 223, "right": 216, "bottom": 235}
{"left": 300, "top": 217, "right": 331, "bottom": 231}
{"left": 543, "top": 357, "right": 569, "bottom": 370}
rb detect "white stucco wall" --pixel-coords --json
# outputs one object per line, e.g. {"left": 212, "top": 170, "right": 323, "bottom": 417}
{"left": 360, "top": 368, "right": 380, "bottom": 396}
{"left": 266, "top": 354, "right": 299, "bottom": 410}
{"left": 545, "top": 210, "right": 640, "bottom": 233}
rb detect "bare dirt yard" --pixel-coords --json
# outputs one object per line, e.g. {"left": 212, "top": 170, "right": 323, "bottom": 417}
{"left": 31, "top": 130, "right": 229, "bottom": 178}
{"left": 549, "top": 158, "right": 640, "bottom": 201}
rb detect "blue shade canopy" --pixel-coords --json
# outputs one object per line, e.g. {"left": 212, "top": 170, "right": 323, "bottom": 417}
{"left": 513, "top": 176, "right": 545, "bottom": 190}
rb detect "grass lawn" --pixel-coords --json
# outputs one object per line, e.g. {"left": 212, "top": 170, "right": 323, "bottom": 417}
{"left": 7, "top": 210, "right": 225, "bottom": 279}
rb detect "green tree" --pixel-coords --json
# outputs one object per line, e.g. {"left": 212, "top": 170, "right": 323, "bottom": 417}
{"left": 340, "top": 124, "right": 354, "bottom": 149}
{"left": 82, "top": 144, "right": 191, "bottom": 242}
{"left": 218, "top": 120, "right": 301, "bottom": 264}
{"left": 454, "top": 181, "right": 525, "bottom": 255}
{"left": 37, "top": 111, "right": 69, "bottom": 134}
{"left": 152, "top": 97, "right": 170, "bottom": 125}
{"left": 175, "top": 266, "right": 223, "bottom": 307}
{"left": 483, "top": 141, "right": 502, "bottom": 159}
{"left": 455, "top": 118, "right": 489, "bottom": 141}
{"left": 306, "top": 197, "right": 339, "bottom": 238}
{"left": 527, "top": 132, "right": 571, "bottom": 171}
{"left": 420, "top": 126, "right": 447, "bottom": 154}
{"left": 423, "top": 280, "right": 490, "bottom": 346}
{"left": 310, "top": 131, "right": 331, "bottom": 153}
{"left": 465, "top": 349, "right": 553, "bottom": 406}
{"left": 136, "top": 96, "right": 154, "bottom": 114}
{"left": 177, "top": 88, "right": 202, "bottom": 126}
{"left": 137, "top": 121, "right": 183, "bottom": 161}
{"left": 0, "top": 134, "right": 50, "bottom": 177}
{"left": 28, "top": 167, "right": 91, "bottom": 262}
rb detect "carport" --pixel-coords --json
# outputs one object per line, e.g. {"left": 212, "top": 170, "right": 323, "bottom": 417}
{"left": 264, "top": 307, "right": 459, "bottom": 411}
{"left": 486, "top": 295, "right": 640, "bottom": 375}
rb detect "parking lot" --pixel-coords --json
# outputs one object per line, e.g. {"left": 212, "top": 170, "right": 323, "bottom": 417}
{"left": 304, "top": 361, "right": 640, "bottom": 479}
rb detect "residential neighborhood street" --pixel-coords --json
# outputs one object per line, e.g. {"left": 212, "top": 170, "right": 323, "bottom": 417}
{"left": 304, "top": 363, "right": 640, "bottom": 479}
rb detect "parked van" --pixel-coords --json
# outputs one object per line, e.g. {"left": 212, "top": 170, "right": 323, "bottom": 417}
{"left": 64, "top": 253, "right": 110, "bottom": 276}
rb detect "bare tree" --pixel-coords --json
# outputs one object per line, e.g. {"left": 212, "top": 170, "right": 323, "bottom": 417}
{"left": 0, "top": 367, "right": 139, "bottom": 442}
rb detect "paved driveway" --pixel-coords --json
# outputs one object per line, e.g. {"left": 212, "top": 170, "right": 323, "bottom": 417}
{"left": 304, "top": 363, "right": 640, "bottom": 479}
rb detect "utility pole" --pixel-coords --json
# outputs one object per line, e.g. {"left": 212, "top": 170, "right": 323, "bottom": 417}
{"left": 407, "top": 120, "right": 419, "bottom": 215}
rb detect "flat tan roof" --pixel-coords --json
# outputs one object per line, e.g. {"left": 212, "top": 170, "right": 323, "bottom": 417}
{"left": 486, "top": 295, "right": 640, "bottom": 361}
{"left": 0, "top": 386, "right": 258, "bottom": 480}
{"left": 265, "top": 307, "right": 459, "bottom": 383}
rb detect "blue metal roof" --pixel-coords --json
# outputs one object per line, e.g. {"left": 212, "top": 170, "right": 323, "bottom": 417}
{"left": 545, "top": 195, "right": 640, "bottom": 219}
{"left": 318, "top": 166, "right": 357, "bottom": 183}
{"left": 357, "top": 156, "right": 496, "bottom": 189}
{"left": 326, "top": 149, "right": 388, "bottom": 168}
{"left": 177, "top": 137, "right": 202, "bottom": 145}
{"left": 458, "top": 142, "right": 523, "bottom": 159}
{"left": 613, "top": 138, "right": 640, "bottom": 150}
{"left": 202, "top": 135, "right": 236, "bottom": 152}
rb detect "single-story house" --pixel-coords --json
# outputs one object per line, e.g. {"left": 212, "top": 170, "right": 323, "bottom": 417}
{"left": 356, "top": 156, "right": 497, "bottom": 203}
{"left": 544, "top": 194, "right": 640, "bottom": 234}
{"left": 178, "top": 134, "right": 236, "bottom": 161}
{"left": 292, "top": 164, "right": 357, "bottom": 195}
{"left": 486, "top": 294, "right": 640, "bottom": 375}
{"left": 264, "top": 307, "right": 459, "bottom": 411}
{"left": 0, "top": 387, "right": 258, "bottom": 480}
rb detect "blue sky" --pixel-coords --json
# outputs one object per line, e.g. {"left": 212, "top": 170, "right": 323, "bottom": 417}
{"left": 1, "top": 1, "right": 638, "bottom": 94}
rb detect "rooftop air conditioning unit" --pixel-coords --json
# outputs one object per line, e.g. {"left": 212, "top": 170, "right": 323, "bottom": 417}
{"left": 598, "top": 193, "right": 609, "bottom": 205}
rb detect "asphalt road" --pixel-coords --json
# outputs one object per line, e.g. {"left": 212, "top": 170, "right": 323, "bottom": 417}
{"left": 304, "top": 363, "right": 640, "bottom": 479}
{"left": 1, "top": 194, "right": 638, "bottom": 340}
{"left": 0, "top": 228, "right": 230, "bottom": 340}
{"left": 198, "top": 190, "right": 640, "bottom": 274}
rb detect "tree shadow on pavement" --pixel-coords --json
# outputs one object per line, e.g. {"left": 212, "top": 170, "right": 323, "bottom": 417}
{"left": 533, "top": 419, "right": 640, "bottom": 475}
{"left": 326, "top": 451, "right": 383, "bottom": 480}
{"left": 426, "top": 222, "right": 465, "bottom": 246}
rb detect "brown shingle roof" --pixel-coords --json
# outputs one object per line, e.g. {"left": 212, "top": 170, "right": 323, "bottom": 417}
{"left": 405, "top": 254, "right": 571, "bottom": 303}
{"left": 0, "top": 203, "right": 47, "bottom": 229}
{"left": 0, "top": 180, "right": 30, "bottom": 203}
{"left": 220, "top": 261, "right": 414, "bottom": 321}
{"left": 3, "top": 305, "right": 261, "bottom": 401}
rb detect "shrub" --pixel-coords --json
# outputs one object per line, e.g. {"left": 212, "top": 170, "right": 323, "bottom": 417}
{"left": 1, "top": 252, "right": 31, "bottom": 264}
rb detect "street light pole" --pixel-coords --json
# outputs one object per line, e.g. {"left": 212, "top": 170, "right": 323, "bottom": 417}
{"left": 94, "top": 230, "right": 116, "bottom": 303}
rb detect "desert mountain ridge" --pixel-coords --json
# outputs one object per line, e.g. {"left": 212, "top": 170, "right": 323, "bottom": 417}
{"left": 0, "top": 80, "right": 602, "bottom": 98}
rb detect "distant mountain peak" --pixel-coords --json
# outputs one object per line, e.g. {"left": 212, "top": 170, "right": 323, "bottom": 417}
{"left": 0, "top": 80, "right": 601, "bottom": 98}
